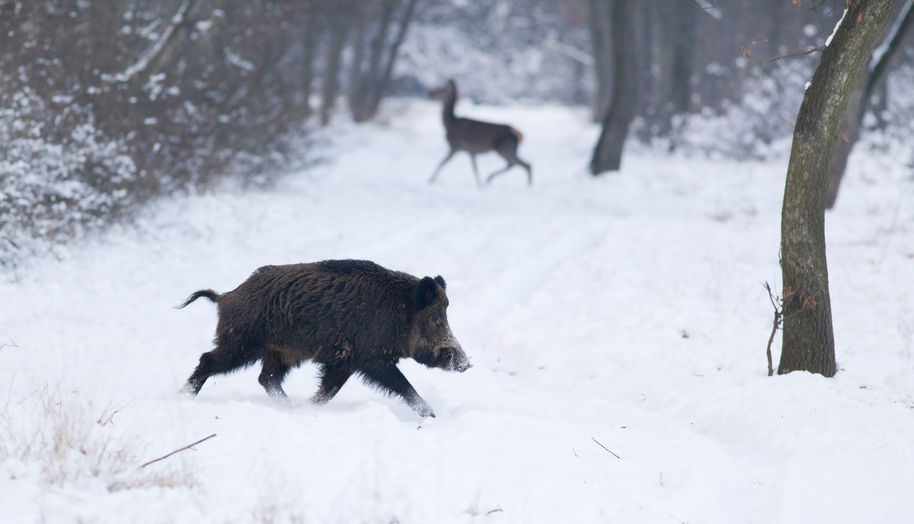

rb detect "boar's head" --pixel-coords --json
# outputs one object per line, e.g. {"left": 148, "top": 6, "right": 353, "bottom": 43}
{"left": 410, "top": 275, "right": 471, "bottom": 373}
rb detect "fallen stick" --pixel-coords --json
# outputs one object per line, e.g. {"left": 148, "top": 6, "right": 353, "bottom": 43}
{"left": 591, "top": 436, "right": 621, "bottom": 460}
{"left": 141, "top": 433, "right": 216, "bottom": 468}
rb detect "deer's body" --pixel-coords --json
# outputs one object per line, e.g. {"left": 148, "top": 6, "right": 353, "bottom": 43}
{"left": 428, "top": 80, "right": 532, "bottom": 186}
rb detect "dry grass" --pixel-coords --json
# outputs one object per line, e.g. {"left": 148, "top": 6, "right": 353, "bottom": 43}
{"left": 0, "top": 385, "right": 193, "bottom": 491}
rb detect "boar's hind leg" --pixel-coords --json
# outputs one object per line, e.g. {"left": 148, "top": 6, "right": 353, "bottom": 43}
{"left": 258, "top": 351, "right": 291, "bottom": 398}
{"left": 184, "top": 346, "right": 259, "bottom": 395}
{"left": 311, "top": 363, "right": 353, "bottom": 404}
{"left": 358, "top": 360, "right": 436, "bottom": 418}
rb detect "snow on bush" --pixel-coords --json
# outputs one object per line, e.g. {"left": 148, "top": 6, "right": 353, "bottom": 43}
{"left": 0, "top": 88, "right": 138, "bottom": 269}
{"left": 653, "top": 62, "right": 812, "bottom": 160}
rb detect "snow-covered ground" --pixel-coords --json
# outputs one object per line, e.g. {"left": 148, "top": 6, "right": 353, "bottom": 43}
{"left": 2, "top": 100, "right": 913, "bottom": 523}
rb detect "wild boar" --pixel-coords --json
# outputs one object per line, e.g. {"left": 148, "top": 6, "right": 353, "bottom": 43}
{"left": 178, "top": 259, "right": 470, "bottom": 417}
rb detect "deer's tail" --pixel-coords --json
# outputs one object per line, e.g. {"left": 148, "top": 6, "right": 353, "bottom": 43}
{"left": 177, "top": 289, "right": 221, "bottom": 309}
{"left": 510, "top": 127, "right": 524, "bottom": 144}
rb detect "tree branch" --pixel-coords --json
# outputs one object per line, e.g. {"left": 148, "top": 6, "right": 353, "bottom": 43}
{"left": 591, "top": 437, "right": 621, "bottom": 459}
{"left": 109, "top": 0, "right": 198, "bottom": 84}
{"left": 766, "top": 45, "right": 825, "bottom": 64}
{"left": 763, "top": 282, "right": 782, "bottom": 377}
{"left": 141, "top": 433, "right": 216, "bottom": 468}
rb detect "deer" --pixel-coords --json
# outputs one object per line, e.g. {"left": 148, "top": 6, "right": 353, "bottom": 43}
{"left": 427, "top": 79, "right": 532, "bottom": 187}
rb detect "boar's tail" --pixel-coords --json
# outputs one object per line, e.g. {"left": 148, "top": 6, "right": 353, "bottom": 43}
{"left": 177, "top": 289, "right": 221, "bottom": 309}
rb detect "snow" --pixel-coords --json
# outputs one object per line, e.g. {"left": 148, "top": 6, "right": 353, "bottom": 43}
{"left": 691, "top": 0, "right": 723, "bottom": 20}
{"left": 2, "top": 100, "right": 914, "bottom": 523}
{"left": 825, "top": 8, "right": 848, "bottom": 48}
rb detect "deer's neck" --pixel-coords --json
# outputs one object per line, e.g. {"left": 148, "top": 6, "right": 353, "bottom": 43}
{"left": 441, "top": 92, "right": 457, "bottom": 127}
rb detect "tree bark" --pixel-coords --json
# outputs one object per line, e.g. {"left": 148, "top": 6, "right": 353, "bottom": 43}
{"left": 589, "top": 0, "right": 638, "bottom": 175}
{"left": 301, "top": 2, "right": 320, "bottom": 119}
{"left": 364, "top": 0, "right": 418, "bottom": 121}
{"left": 347, "top": 2, "right": 367, "bottom": 116}
{"left": 671, "top": 0, "right": 695, "bottom": 114}
{"left": 588, "top": 0, "right": 613, "bottom": 122}
{"left": 779, "top": 0, "right": 895, "bottom": 377}
{"left": 319, "top": 5, "right": 351, "bottom": 126}
{"left": 824, "top": 1, "right": 913, "bottom": 209}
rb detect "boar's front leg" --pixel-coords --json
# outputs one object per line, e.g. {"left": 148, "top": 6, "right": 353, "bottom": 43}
{"left": 311, "top": 363, "right": 353, "bottom": 404}
{"left": 358, "top": 360, "right": 436, "bottom": 418}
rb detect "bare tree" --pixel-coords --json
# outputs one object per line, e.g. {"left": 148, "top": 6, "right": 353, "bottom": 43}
{"left": 320, "top": 3, "right": 352, "bottom": 126}
{"left": 589, "top": 0, "right": 638, "bottom": 175}
{"left": 671, "top": 0, "right": 696, "bottom": 114}
{"left": 588, "top": 0, "right": 613, "bottom": 122}
{"left": 349, "top": 0, "right": 419, "bottom": 123}
{"left": 779, "top": 0, "right": 895, "bottom": 377}
{"left": 825, "top": 1, "right": 914, "bottom": 208}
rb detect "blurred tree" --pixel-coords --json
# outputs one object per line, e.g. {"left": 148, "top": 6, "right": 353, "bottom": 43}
{"left": 320, "top": 1, "right": 353, "bottom": 125}
{"left": 825, "top": 1, "right": 914, "bottom": 208}
{"left": 671, "top": 0, "right": 696, "bottom": 114}
{"left": 587, "top": 0, "right": 612, "bottom": 122}
{"left": 779, "top": 0, "right": 895, "bottom": 377}
{"left": 589, "top": 0, "right": 637, "bottom": 174}
{"left": 349, "top": 0, "right": 419, "bottom": 122}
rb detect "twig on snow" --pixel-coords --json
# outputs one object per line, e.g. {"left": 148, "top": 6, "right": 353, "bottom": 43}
{"left": 141, "top": 433, "right": 216, "bottom": 468}
{"left": 764, "top": 281, "right": 783, "bottom": 377}
{"left": 591, "top": 436, "right": 621, "bottom": 460}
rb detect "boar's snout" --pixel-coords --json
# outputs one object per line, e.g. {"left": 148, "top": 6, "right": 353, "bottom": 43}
{"left": 454, "top": 357, "right": 472, "bottom": 373}
{"left": 446, "top": 345, "right": 472, "bottom": 373}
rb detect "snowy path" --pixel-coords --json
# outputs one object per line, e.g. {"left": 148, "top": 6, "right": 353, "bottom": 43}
{"left": 2, "top": 100, "right": 913, "bottom": 523}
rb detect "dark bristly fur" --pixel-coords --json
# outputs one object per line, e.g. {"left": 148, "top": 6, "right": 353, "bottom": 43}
{"left": 179, "top": 259, "right": 470, "bottom": 417}
{"left": 178, "top": 289, "right": 221, "bottom": 308}
{"left": 427, "top": 79, "right": 532, "bottom": 187}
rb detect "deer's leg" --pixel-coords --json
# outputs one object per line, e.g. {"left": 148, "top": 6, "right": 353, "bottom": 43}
{"left": 490, "top": 143, "right": 533, "bottom": 186}
{"left": 469, "top": 154, "right": 482, "bottom": 187}
{"left": 519, "top": 158, "right": 533, "bottom": 186}
{"left": 485, "top": 163, "right": 515, "bottom": 185}
{"left": 429, "top": 148, "right": 457, "bottom": 184}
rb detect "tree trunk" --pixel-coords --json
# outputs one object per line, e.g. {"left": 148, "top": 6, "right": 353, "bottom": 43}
{"left": 364, "top": 0, "right": 418, "bottom": 121}
{"left": 347, "top": 3, "right": 367, "bottom": 116}
{"left": 301, "top": 2, "right": 320, "bottom": 119}
{"left": 589, "top": 0, "right": 637, "bottom": 175}
{"left": 779, "top": 0, "right": 895, "bottom": 377}
{"left": 351, "top": 0, "right": 395, "bottom": 122}
{"left": 319, "top": 6, "right": 350, "bottom": 126}
{"left": 824, "top": 1, "right": 913, "bottom": 209}
{"left": 588, "top": 0, "right": 613, "bottom": 122}
{"left": 671, "top": 0, "right": 695, "bottom": 114}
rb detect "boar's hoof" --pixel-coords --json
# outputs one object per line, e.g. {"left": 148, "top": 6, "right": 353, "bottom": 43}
{"left": 410, "top": 398, "right": 436, "bottom": 418}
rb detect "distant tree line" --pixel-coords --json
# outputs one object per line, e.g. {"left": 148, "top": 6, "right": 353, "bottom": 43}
{"left": 587, "top": 0, "right": 913, "bottom": 199}
{"left": 2, "top": 0, "right": 912, "bottom": 267}
{"left": 0, "top": 0, "right": 417, "bottom": 267}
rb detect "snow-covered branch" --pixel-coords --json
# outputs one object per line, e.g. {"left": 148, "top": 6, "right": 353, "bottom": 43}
{"left": 691, "top": 0, "right": 723, "bottom": 20}
{"left": 109, "top": 0, "right": 198, "bottom": 84}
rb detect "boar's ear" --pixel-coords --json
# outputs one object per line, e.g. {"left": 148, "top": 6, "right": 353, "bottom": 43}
{"left": 413, "top": 276, "right": 441, "bottom": 309}
{"left": 434, "top": 275, "right": 446, "bottom": 290}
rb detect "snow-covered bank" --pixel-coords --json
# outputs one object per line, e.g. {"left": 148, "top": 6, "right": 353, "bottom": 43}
{"left": 2, "top": 100, "right": 913, "bottom": 523}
